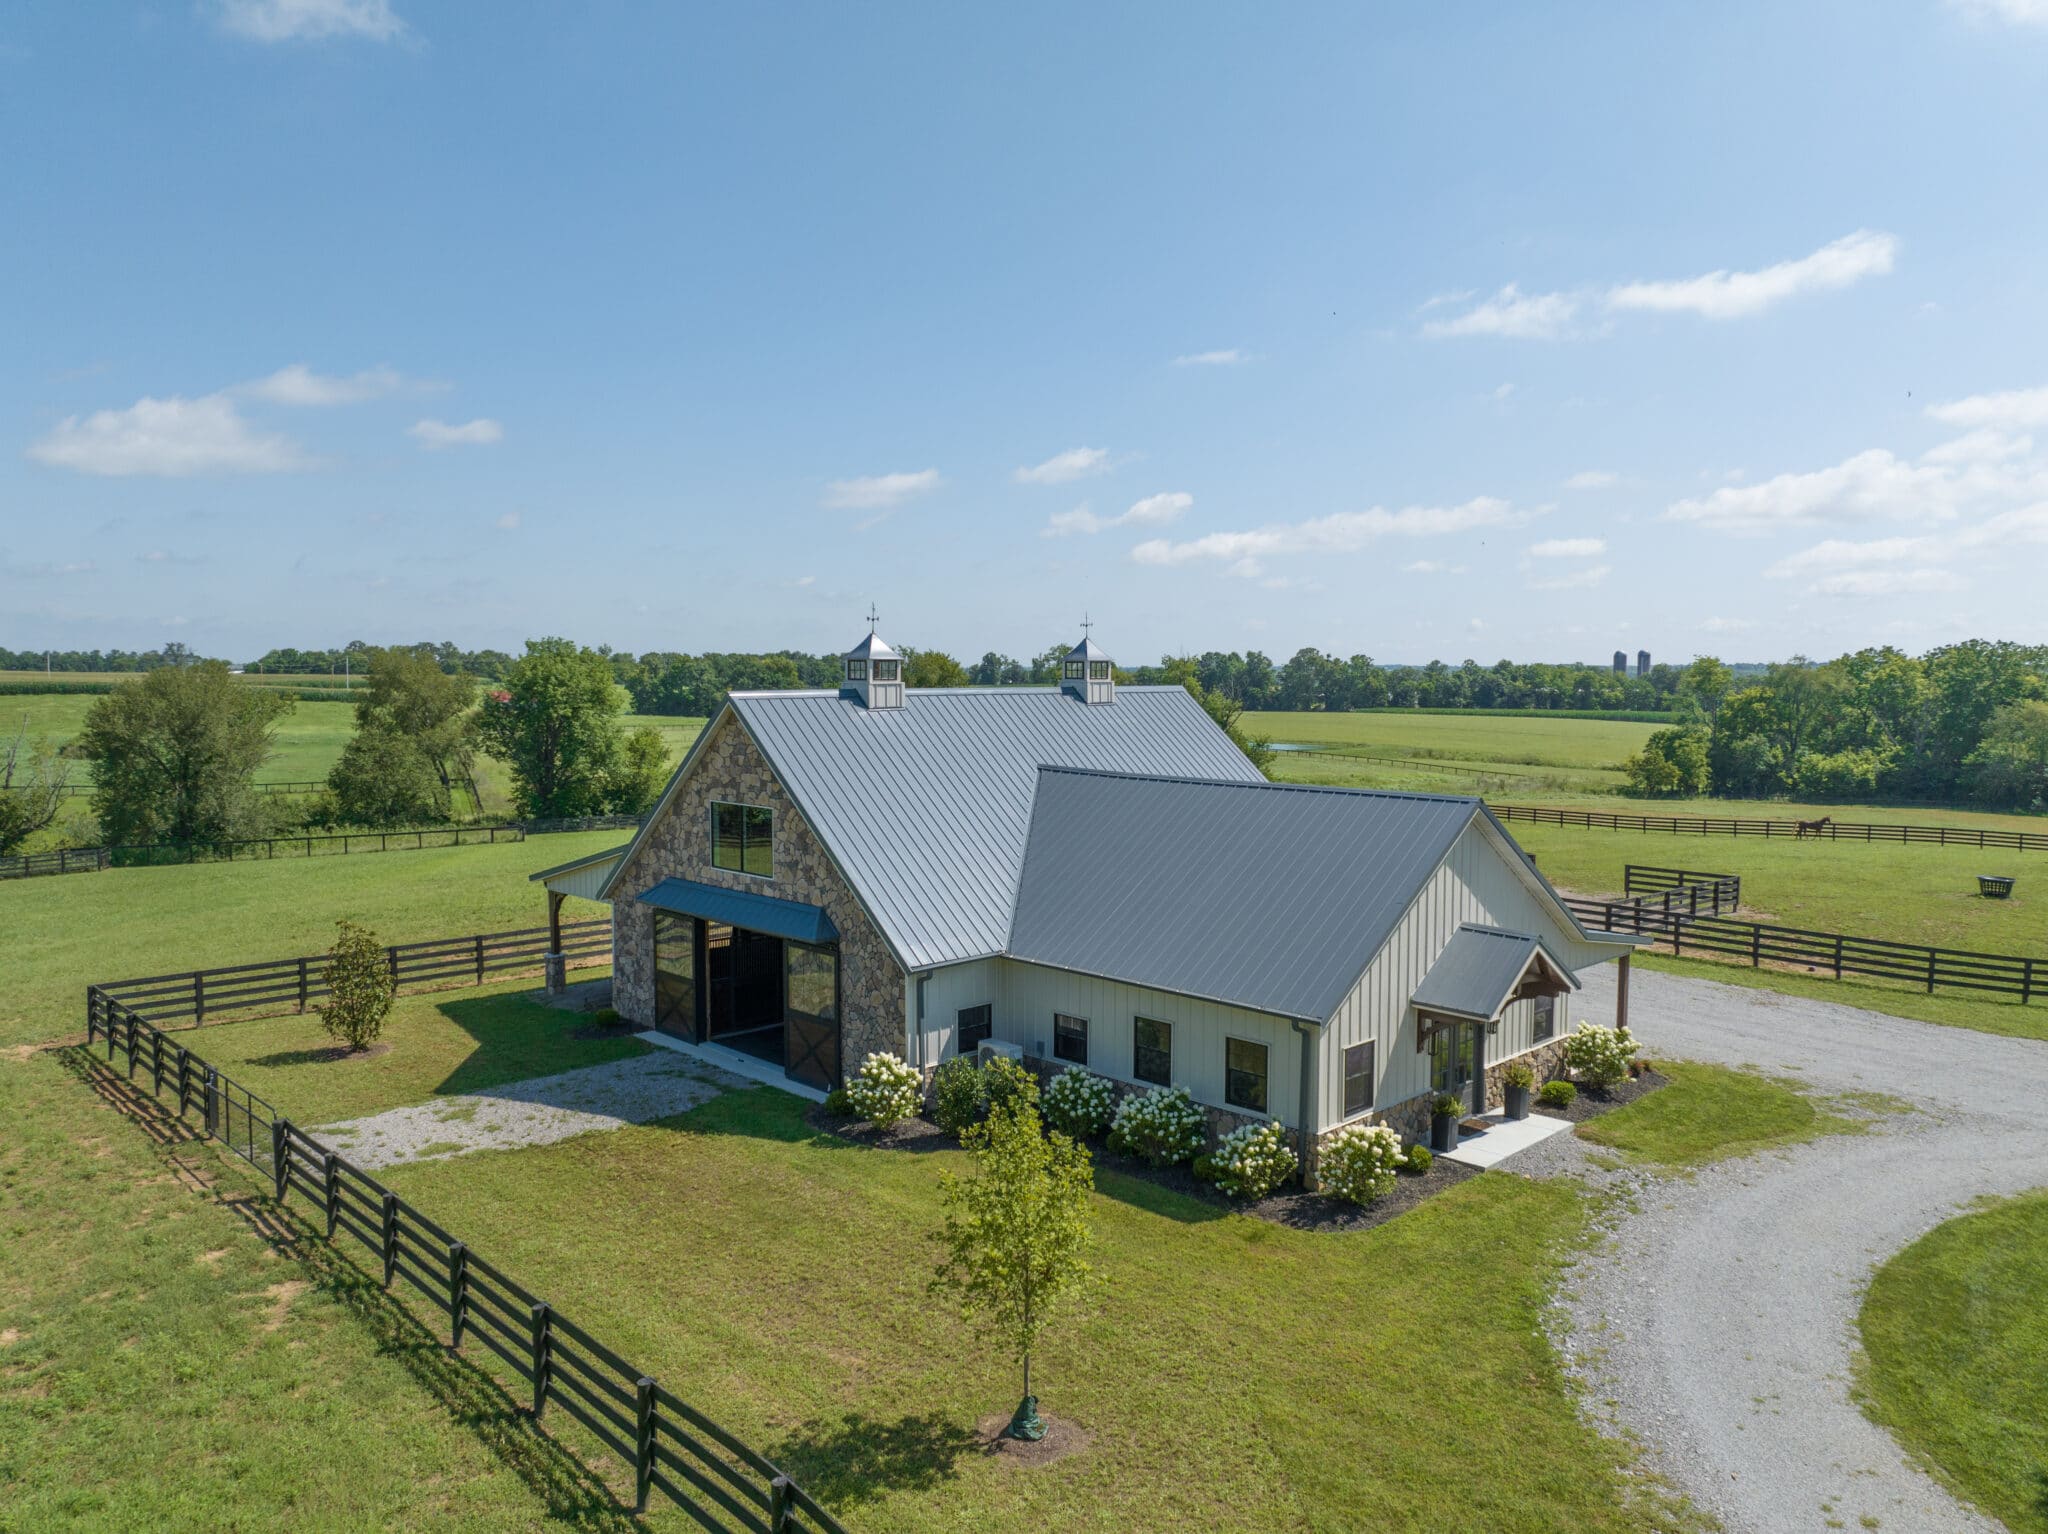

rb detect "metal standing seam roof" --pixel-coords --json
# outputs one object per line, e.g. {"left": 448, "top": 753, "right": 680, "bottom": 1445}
{"left": 638, "top": 877, "right": 840, "bottom": 946}
{"left": 526, "top": 844, "right": 633, "bottom": 883}
{"left": 1410, "top": 923, "right": 1578, "bottom": 1023}
{"left": 1005, "top": 767, "right": 1486, "bottom": 1021}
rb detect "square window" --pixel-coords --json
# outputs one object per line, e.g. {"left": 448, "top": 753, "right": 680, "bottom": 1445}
{"left": 873, "top": 659, "right": 899, "bottom": 681}
{"left": 957, "top": 1004, "right": 992, "bottom": 1053}
{"left": 711, "top": 802, "right": 773, "bottom": 877}
{"left": 1533, "top": 995, "right": 1556, "bottom": 1042}
{"left": 1053, "top": 1012, "right": 1088, "bottom": 1065}
{"left": 1133, "top": 1016, "right": 1171, "bottom": 1085}
{"left": 845, "top": 659, "right": 868, "bottom": 681}
{"left": 1225, "top": 1037, "right": 1268, "bottom": 1115}
{"left": 1343, "top": 1041, "right": 1374, "bottom": 1116}
{"left": 1089, "top": 661, "right": 1111, "bottom": 681}
{"left": 1063, "top": 660, "right": 1085, "bottom": 679}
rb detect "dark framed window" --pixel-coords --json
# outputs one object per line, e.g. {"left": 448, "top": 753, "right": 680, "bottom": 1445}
{"left": 873, "top": 659, "right": 899, "bottom": 681}
{"left": 1343, "top": 1041, "right": 1375, "bottom": 1116}
{"left": 957, "top": 1004, "right": 992, "bottom": 1053}
{"left": 1063, "top": 659, "right": 1085, "bottom": 679}
{"left": 845, "top": 659, "right": 868, "bottom": 681}
{"left": 711, "top": 802, "right": 774, "bottom": 877}
{"left": 1533, "top": 995, "right": 1556, "bottom": 1042}
{"left": 1053, "top": 1012, "right": 1088, "bottom": 1065}
{"left": 1088, "top": 661, "right": 1111, "bottom": 681}
{"left": 1133, "top": 1016, "right": 1172, "bottom": 1085}
{"left": 1225, "top": 1037, "right": 1268, "bottom": 1114}
{"left": 785, "top": 942, "right": 838, "bottom": 1022}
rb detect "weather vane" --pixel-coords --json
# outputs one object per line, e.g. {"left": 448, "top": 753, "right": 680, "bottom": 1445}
{"left": 866, "top": 603, "right": 880, "bottom": 633}
{"left": 1080, "top": 612, "right": 1093, "bottom": 639}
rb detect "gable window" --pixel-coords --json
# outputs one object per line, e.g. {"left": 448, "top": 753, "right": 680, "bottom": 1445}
{"left": 957, "top": 1004, "right": 992, "bottom": 1054}
{"left": 1088, "top": 661, "right": 1111, "bottom": 681}
{"left": 1053, "top": 1012, "right": 1088, "bottom": 1065}
{"left": 845, "top": 659, "right": 868, "bottom": 681}
{"left": 1343, "top": 1041, "right": 1375, "bottom": 1116}
{"left": 1063, "top": 659, "right": 1086, "bottom": 680}
{"left": 1133, "top": 1016, "right": 1172, "bottom": 1086}
{"left": 873, "top": 659, "right": 899, "bottom": 681}
{"left": 1225, "top": 1037, "right": 1268, "bottom": 1115}
{"left": 711, "top": 802, "right": 774, "bottom": 877}
{"left": 1533, "top": 995, "right": 1556, "bottom": 1042}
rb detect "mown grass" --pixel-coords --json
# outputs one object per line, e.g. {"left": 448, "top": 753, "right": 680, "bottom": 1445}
{"left": 1857, "top": 1191, "right": 2048, "bottom": 1533}
{"left": 1575, "top": 1062, "right": 1863, "bottom": 1167}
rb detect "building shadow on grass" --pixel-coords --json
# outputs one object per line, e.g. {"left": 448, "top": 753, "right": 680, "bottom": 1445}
{"left": 765, "top": 1409, "right": 978, "bottom": 1509}
{"left": 427, "top": 990, "right": 651, "bottom": 1101}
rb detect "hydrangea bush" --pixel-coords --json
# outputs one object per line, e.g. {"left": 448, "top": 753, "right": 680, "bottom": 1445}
{"left": 1319, "top": 1123, "right": 1403, "bottom": 1205}
{"left": 846, "top": 1051, "right": 923, "bottom": 1129}
{"left": 1041, "top": 1069, "right": 1116, "bottom": 1140}
{"left": 1208, "top": 1121, "right": 1297, "bottom": 1199}
{"left": 1561, "top": 1022, "right": 1637, "bottom": 1089}
{"left": 1107, "top": 1086, "right": 1207, "bottom": 1167}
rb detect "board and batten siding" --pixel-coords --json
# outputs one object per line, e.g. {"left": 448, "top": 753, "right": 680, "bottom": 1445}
{"left": 1316, "top": 815, "right": 1630, "bottom": 1129}
{"left": 914, "top": 957, "right": 1003, "bottom": 1067}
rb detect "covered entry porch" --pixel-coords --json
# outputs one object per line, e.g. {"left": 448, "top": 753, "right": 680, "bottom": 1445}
{"left": 1412, "top": 924, "right": 1577, "bottom": 1116}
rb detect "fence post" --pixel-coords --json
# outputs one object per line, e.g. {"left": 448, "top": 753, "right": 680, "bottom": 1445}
{"left": 475, "top": 935, "right": 485, "bottom": 984}
{"left": 194, "top": 971, "right": 205, "bottom": 1025}
{"left": 1834, "top": 935, "right": 1844, "bottom": 981}
{"left": 1926, "top": 949, "right": 1937, "bottom": 995}
{"left": 203, "top": 1067, "right": 219, "bottom": 1139}
{"left": 176, "top": 1050, "right": 191, "bottom": 1115}
{"left": 388, "top": 946, "right": 399, "bottom": 988}
{"left": 447, "top": 1242, "right": 468, "bottom": 1347}
{"left": 770, "top": 1476, "right": 794, "bottom": 1532}
{"left": 634, "top": 1377, "right": 656, "bottom": 1512}
{"left": 530, "top": 1303, "right": 552, "bottom": 1417}
{"left": 272, "top": 1119, "right": 290, "bottom": 1200}
{"left": 2024, "top": 958, "right": 2034, "bottom": 1005}
{"left": 298, "top": 957, "right": 309, "bottom": 1013}
{"left": 126, "top": 1015, "right": 139, "bottom": 1080}
{"left": 1751, "top": 927, "right": 1760, "bottom": 968}
{"left": 152, "top": 1029, "right": 165, "bottom": 1094}
{"left": 382, "top": 1193, "right": 400, "bottom": 1286}
{"left": 323, "top": 1152, "right": 340, "bottom": 1239}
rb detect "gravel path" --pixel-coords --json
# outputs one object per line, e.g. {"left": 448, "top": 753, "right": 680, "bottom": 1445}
{"left": 316, "top": 1051, "right": 744, "bottom": 1170}
{"left": 1529, "top": 965, "right": 2048, "bottom": 1534}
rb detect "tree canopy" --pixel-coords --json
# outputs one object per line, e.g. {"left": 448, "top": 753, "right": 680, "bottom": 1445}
{"left": 475, "top": 637, "right": 666, "bottom": 818}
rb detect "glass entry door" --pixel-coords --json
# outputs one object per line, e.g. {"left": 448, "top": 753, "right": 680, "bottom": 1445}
{"left": 1428, "top": 1018, "right": 1477, "bottom": 1111}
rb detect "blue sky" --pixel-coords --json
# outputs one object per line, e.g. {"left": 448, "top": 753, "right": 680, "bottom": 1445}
{"left": 6, "top": 0, "right": 2048, "bottom": 667}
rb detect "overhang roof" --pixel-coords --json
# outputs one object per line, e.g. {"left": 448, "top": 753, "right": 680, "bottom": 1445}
{"left": 637, "top": 877, "right": 839, "bottom": 947}
{"left": 1410, "top": 924, "right": 1577, "bottom": 1024}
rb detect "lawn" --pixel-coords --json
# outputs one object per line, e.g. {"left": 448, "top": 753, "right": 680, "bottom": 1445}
{"left": 1574, "top": 1062, "right": 1864, "bottom": 1167}
{"left": 1857, "top": 1191, "right": 2048, "bottom": 1533}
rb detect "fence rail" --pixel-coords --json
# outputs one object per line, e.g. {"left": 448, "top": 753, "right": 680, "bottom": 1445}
{"left": 1622, "top": 864, "right": 1741, "bottom": 913}
{"left": 80, "top": 991, "right": 846, "bottom": 1533}
{"left": 1492, "top": 802, "right": 2048, "bottom": 852}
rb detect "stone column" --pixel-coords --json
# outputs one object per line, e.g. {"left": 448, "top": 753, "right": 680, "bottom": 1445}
{"left": 543, "top": 952, "right": 566, "bottom": 995}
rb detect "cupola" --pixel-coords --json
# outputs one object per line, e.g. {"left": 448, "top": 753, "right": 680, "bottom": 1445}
{"left": 1060, "top": 627, "right": 1115, "bottom": 706}
{"left": 841, "top": 613, "right": 904, "bottom": 710}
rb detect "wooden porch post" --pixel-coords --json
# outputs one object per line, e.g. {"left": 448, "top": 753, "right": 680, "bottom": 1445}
{"left": 544, "top": 889, "right": 567, "bottom": 995}
{"left": 1616, "top": 951, "right": 1631, "bottom": 1033}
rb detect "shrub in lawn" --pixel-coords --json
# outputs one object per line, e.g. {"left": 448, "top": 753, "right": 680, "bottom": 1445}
{"left": 1537, "top": 1079, "right": 1577, "bottom": 1109}
{"left": 1209, "top": 1121, "right": 1297, "bottom": 1200}
{"left": 847, "top": 1052, "right": 923, "bottom": 1129}
{"left": 822, "top": 1085, "right": 853, "bottom": 1116}
{"left": 1041, "top": 1069, "right": 1116, "bottom": 1141}
{"left": 1320, "top": 1123, "right": 1403, "bottom": 1205}
{"left": 1502, "top": 1060, "right": 1535, "bottom": 1090}
{"left": 590, "top": 1006, "right": 620, "bottom": 1027}
{"left": 930, "top": 1055, "right": 986, "bottom": 1134}
{"left": 1562, "top": 1023, "right": 1637, "bottom": 1089}
{"left": 1108, "top": 1086, "right": 1207, "bottom": 1168}
{"left": 981, "top": 1056, "right": 1039, "bottom": 1119}
{"left": 1403, "top": 1143, "right": 1433, "bottom": 1173}
{"left": 319, "top": 918, "right": 394, "bottom": 1052}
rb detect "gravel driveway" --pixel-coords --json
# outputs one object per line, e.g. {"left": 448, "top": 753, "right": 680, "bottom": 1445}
{"left": 1538, "top": 965, "right": 2048, "bottom": 1534}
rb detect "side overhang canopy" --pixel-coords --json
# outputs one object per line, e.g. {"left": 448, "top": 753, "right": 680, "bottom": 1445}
{"left": 636, "top": 877, "right": 839, "bottom": 947}
{"left": 1412, "top": 924, "right": 1577, "bottom": 1025}
{"left": 528, "top": 845, "right": 629, "bottom": 903}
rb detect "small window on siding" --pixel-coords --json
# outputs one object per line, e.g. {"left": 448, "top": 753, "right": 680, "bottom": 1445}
{"left": 1343, "top": 1041, "right": 1375, "bottom": 1116}
{"left": 1225, "top": 1037, "right": 1268, "bottom": 1115}
{"left": 1133, "top": 1016, "right": 1171, "bottom": 1085}
{"left": 957, "top": 1004, "right": 992, "bottom": 1054}
{"left": 1053, "top": 1013, "right": 1088, "bottom": 1065}
{"left": 1533, "top": 995, "right": 1556, "bottom": 1042}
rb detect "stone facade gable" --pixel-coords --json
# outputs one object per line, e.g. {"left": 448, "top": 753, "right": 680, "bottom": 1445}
{"left": 609, "top": 712, "right": 906, "bottom": 1079}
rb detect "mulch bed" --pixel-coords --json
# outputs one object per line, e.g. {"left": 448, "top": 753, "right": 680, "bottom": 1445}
{"left": 975, "top": 1412, "right": 1090, "bottom": 1468}
{"left": 1531, "top": 1065, "right": 1669, "bottom": 1125}
{"left": 806, "top": 1104, "right": 957, "bottom": 1153}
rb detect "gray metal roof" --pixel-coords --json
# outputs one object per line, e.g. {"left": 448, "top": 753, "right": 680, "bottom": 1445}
{"left": 1065, "top": 636, "right": 1113, "bottom": 663}
{"left": 1006, "top": 768, "right": 1483, "bottom": 1021}
{"left": 843, "top": 631, "right": 899, "bottom": 660}
{"left": 639, "top": 876, "right": 839, "bottom": 946}
{"left": 1410, "top": 923, "right": 1576, "bottom": 1023}
{"left": 729, "top": 686, "right": 1264, "bottom": 970}
{"left": 527, "top": 843, "right": 633, "bottom": 883}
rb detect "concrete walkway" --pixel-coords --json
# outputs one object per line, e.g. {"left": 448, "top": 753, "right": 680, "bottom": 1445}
{"left": 1537, "top": 964, "right": 2048, "bottom": 1534}
{"left": 316, "top": 1051, "right": 746, "bottom": 1170}
{"left": 1441, "top": 1108, "right": 1573, "bottom": 1168}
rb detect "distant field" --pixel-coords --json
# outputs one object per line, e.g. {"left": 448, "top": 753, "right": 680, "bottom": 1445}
{"left": 1250, "top": 709, "right": 1654, "bottom": 796}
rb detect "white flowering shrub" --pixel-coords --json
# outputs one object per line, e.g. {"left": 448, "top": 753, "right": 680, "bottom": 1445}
{"left": 1561, "top": 1022, "right": 1637, "bottom": 1090}
{"left": 846, "top": 1052, "right": 923, "bottom": 1129}
{"left": 1108, "top": 1086, "right": 1207, "bottom": 1167}
{"left": 1041, "top": 1069, "right": 1116, "bottom": 1140}
{"left": 1319, "top": 1123, "right": 1403, "bottom": 1205}
{"left": 1209, "top": 1121, "right": 1297, "bottom": 1199}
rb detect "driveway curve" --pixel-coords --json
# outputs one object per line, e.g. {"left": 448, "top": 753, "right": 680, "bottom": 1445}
{"left": 1544, "top": 965, "right": 2048, "bottom": 1534}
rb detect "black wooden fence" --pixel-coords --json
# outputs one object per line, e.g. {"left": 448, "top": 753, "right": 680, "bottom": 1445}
{"left": 1621, "top": 864, "right": 1741, "bottom": 913}
{"left": 1493, "top": 802, "right": 2048, "bottom": 852}
{"left": 80, "top": 991, "right": 847, "bottom": 1533}
{"left": 0, "top": 825, "right": 530, "bottom": 880}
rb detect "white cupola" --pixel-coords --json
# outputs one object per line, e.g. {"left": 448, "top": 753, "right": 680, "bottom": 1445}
{"left": 1060, "top": 628, "right": 1115, "bottom": 706}
{"left": 841, "top": 614, "right": 904, "bottom": 710}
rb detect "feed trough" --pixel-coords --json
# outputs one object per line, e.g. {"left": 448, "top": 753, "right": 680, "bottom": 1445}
{"left": 1978, "top": 874, "right": 2015, "bottom": 899}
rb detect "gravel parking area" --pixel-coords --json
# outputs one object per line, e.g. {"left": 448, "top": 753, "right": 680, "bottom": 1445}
{"left": 1537, "top": 965, "right": 2048, "bottom": 1534}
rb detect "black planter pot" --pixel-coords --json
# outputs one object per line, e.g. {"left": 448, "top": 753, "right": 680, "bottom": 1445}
{"left": 1504, "top": 1084, "right": 1530, "bottom": 1121}
{"left": 1430, "top": 1110, "right": 1460, "bottom": 1153}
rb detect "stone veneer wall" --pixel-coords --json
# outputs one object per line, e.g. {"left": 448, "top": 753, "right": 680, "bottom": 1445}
{"left": 608, "top": 714, "right": 906, "bottom": 1079}
{"left": 1322, "top": 1035, "right": 1572, "bottom": 1152}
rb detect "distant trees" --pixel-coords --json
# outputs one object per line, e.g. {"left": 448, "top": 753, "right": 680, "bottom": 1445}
{"left": 78, "top": 661, "right": 291, "bottom": 847}
{"left": 1621, "top": 726, "right": 1711, "bottom": 798}
{"left": 0, "top": 644, "right": 216, "bottom": 672}
{"left": 902, "top": 649, "right": 970, "bottom": 688}
{"left": 0, "top": 718, "right": 71, "bottom": 854}
{"left": 476, "top": 638, "right": 667, "bottom": 818}
{"left": 1160, "top": 657, "right": 1274, "bottom": 775}
{"left": 327, "top": 647, "right": 480, "bottom": 826}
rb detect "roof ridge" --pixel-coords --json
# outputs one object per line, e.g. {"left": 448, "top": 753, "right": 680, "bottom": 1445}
{"left": 1034, "top": 763, "right": 1481, "bottom": 806}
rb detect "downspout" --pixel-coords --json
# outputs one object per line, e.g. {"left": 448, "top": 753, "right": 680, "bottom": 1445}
{"left": 1291, "top": 1019, "right": 1320, "bottom": 1191}
{"left": 914, "top": 972, "right": 929, "bottom": 1070}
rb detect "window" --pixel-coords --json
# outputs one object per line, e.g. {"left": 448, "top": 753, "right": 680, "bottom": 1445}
{"left": 711, "top": 802, "right": 773, "bottom": 877}
{"left": 1053, "top": 1012, "right": 1088, "bottom": 1065}
{"left": 1343, "top": 1041, "right": 1375, "bottom": 1116}
{"left": 785, "top": 943, "right": 838, "bottom": 1022}
{"left": 1225, "top": 1037, "right": 1268, "bottom": 1114}
{"left": 873, "top": 659, "right": 899, "bottom": 681}
{"left": 845, "top": 659, "right": 868, "bottom": 681}
{"left": 957, "top": 1004, "right": 992, "bottom": 1053}
{"left": 1133, "top": 1016, "right": 1172, "bottom": 1085}
{"left": 1089, "top": 661, "right": 1111, "bottom": 681}
{"left": 1063, "top": 659, "right": 1086, "bottom": 680}
{"left": 1429, "top": 1024, "right": 1475, "bottom": 1094}
{"left": 1533, "top": 995, "right": 1556, "bottom": 1042}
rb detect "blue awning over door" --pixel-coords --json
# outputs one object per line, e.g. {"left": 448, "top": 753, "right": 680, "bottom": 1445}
{"left": 636, "top": 877, "right": 839, "bottom": 946}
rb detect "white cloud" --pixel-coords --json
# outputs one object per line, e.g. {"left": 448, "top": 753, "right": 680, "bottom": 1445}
{"left": 1926, "top": 384, "right": 2048, "bottom": 431}
{"left": 1663, "top": 448, "right": 1968, "bottom": 533}
{"left": 408, "top": 417, "right": 503, "bottom": 449}
{"left": 239, "top": 362, "right": 414, "bottom": 405}
{"left": 795, "top": 574, "right": 816, "bottom": 587}
{"left": 1422, "top": 284, "right": 1579, "bottom": 341}
{"left": 216, "top": 0, "right": 407, "bottom": 42}
{"left": 1491, "top": 382, "right": 1516, "bottom": 401}
{"left": 1401, "top": 559, "right": 1466, "bottom": 574}
{"left": 495, "top": 511, "right": 521, "bottom": 530}
{"left": 28, "top": 394, "right": 311, "bottom": 477}
{"left": 1763, "top": 536, "right": 1943, "bottom": 579}
{"left": 1564, "top": 469, "right": 1619, "bottom": 490}
{"left": 1124, "top": 491, "right": 1193, "bottom": 526}
{"left": 1529, "top": 536, "right": 1607, "bottom": 558}
{"left": 821, "top": 468, "right": 941, "bottom": 510}
{"left": 1606, "top": 230, "right": 1896, "bottom": 320}
{"left": 1528, "top": 563, "right": 1611, "bottom": 591}
{"left": 1949, "top": 0, "right": 2048, "bottom": 24}
{"left": 1130, "top": 496, "right": 1525, "bottom": 567}
{"left": 1698, "top": 616, "right": 1755, "bottom": 633}
{"left": 1043, "top": 491, "right": 1193, "bottom": 538}
{"left": 1810, "top": 568, "right": 1966, "bottom": 597}
{"left": 1922, "top": 428, "right": 2032, "bottom": 465}
{"left": 1172, "top": 349, "right": 1249, "bottom": 367}
{"left": 1014, "top": 447, "right": 1112, "bottom": 485}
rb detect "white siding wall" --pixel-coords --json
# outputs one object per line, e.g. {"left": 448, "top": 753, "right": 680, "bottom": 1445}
{"left": 1316, "top": 817, "right": 1629, "bottom": 1130}
{"left": 914, "top": 957, "right": 1003, "bottom": 1066}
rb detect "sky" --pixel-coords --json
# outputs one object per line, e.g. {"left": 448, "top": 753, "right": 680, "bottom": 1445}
{"left": 5, "top": 0, "right": 2048, "bottom": 669}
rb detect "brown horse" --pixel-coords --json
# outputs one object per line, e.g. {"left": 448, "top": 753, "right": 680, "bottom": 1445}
{"left": 1794, "top": 815, "right": 1832, "bottom": 839}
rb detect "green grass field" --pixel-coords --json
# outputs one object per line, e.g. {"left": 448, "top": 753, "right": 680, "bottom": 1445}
{"left": 1857, "top": 1191, "right": 2048, "bottom": 1533}
{"left": 1573, "top": 1062, "right": 1867, "bottom": 1167}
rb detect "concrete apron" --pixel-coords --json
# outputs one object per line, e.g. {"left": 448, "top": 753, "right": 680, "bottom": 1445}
{"left": 1440, "top": 1109, "right": 1573, "bottom": 1168}
{"left": 636, "top": 1029, "right": 832, "bottom": 1104}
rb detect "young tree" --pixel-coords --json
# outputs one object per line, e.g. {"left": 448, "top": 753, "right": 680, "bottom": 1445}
{"left": 319, "top": 918, "right": 395, "bottom": 1052}
{"left": 1161, "top": 657, "right": 1276, "bottom": 775}
{"left": 475, "top": 637, "right": 636, "bottom": 818}
{"left": 931, "top": 1098, "right": 1095, "bottom": 1441}
{"left": 78, "top": 661, "right": 291, "bottom": 847}
{"left": 0, "top": 718, "right": 72, "bottom": 854}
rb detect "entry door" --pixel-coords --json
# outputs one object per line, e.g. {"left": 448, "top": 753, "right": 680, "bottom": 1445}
{"left": 652, "top": 913, "right": 699, "bottom": 1039}
{"left": 1429, "top": 1021, "right": 1477, "bottom": 1112}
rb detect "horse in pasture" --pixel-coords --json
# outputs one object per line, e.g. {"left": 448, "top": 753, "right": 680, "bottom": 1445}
{"left": 1794, "top": 815, "right": 1833, "bottom": 839}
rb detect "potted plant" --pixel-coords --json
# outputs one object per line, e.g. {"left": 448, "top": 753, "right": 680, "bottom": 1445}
{"left": 1429, "top": 1092, "right": 1464, "bottom": 1153}
{"left": 1501, "top": 1061, "right": 1535, "bottom": 1121}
